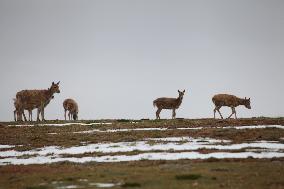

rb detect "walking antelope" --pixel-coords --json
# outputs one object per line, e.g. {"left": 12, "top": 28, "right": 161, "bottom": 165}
{"left": 212, "top": 94, "right": 251, "bottom": 119}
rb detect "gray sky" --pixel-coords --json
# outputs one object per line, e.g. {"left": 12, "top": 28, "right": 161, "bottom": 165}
{"left": 0, "top": 0, "right": 283, "bottom": 121}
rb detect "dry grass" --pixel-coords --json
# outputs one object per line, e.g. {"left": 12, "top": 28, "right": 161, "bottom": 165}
{"left": 0, "top": 159, "right": 284, "bottom": 189}
{"left": 0, "top": 118, "right": 284, "bottom": 188}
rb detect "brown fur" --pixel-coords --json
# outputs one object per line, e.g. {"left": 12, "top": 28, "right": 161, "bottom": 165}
{"left": 13, "top": 96, "right": 54, "bottom": 121}
{"left": 212, "top": 94, "right": 251, "bottom": 119}
{"left": 15, "top": 82, "right": 60, "bottom": 121}
{"left": 63, "top": 98, "right": 79, "bottom": 120}
{"left": 153, "top": 90, "right": 185, "bottom": 119}
{"left": 13, "top": 98, "right": 26, "bottom": 121}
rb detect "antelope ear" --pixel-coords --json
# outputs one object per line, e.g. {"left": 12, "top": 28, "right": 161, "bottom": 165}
{"left": 57, "top": 81, "right": 60, "bottom": 85}
{"left": 178, "top": 90, "right": 181, "bottom": 93}
{"left": 52, "top": 82, "right": 55, "bottom": 85}
{"left": 183, "top": 90, "right": 185, "bottom": 93}
{"left": 248, "top": 98, "right": 250, "bottom": 100}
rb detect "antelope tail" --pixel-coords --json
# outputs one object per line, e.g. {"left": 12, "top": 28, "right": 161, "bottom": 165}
{"left": 153, "top": 100, "right": 157, "bottom": 107}
{"left": 212, "top": 97, "right": 216, "bottom": 104}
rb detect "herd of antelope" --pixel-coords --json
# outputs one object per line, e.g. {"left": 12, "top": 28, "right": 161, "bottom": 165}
{"left": 13, "top": 81, "right": 251, "bottom": 121}
{"left": 13, "top": 82, "right": 78, "bottom": 122}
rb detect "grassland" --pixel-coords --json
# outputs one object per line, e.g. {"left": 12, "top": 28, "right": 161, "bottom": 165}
{"left": 0, "top": 117, "right": 284, "bottom": 189}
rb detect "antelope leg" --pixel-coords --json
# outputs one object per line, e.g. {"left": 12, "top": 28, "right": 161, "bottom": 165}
{"left": 64, "top": 109, "right": 67, "bottom": 120}
{"left": 227, "top": 107, "right": 235, "bottom": 119}
{"left": 156, "top": 108, "right": 162, "bottom": 119}
{"left": 217, "top": 107, "right": 223, "bottom": 119}
{"left": 37, "top": 108, "right": 40, "bottom": 121}
{"left": 22, "top": 111, "right": 27, "bottom": 122}
{"left": 172, "top": 109, "right": 176, "bottom": 119}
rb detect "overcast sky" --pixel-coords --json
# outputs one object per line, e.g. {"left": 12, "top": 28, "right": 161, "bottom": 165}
{"left": 0, "top": 0, "right": 283, "bottom": 121}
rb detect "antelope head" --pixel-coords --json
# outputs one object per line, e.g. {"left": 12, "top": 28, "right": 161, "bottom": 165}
{"left": 178, "top": 90, "right": 185, "bottom": 100}
{"left": 73, "top": 112, "right": 78, "bottom": 120}
{"left": 244, "top": 97, "right": 251, "bottom": 109}
{"left": 50, "top": 81, "right": 60, "bottom": 94}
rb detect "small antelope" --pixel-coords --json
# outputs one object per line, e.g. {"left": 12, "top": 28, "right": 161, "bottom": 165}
{"left": 13, "top": 98, "right": 26, "bottom": 121}
{"left": 212, "top": 94, "right": 251, "bottom": 119}
{"left": 15, "top": 81, "right": 60, "bottom": 121}
{"left": 63, "top": 98, "right": 79, "bottom": 120}
{"left": 153, "top": 90, "right": 185, "bottom": 119}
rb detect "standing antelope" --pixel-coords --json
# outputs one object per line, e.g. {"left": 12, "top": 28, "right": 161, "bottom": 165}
{"left": 153, "top": 90, "right": 185, "bottom": 119}
{"left": 212, "top": 94, "right": 251, "bottom": 119}
{"left": 13, "top": 98, "right": 26, "bottom": 121}
{"left": 15, "top": 82, "right": 60, "bottom": 121}
{"left": 63, "top": 98, "right": 79, "bottom": 120}
{"left": 13, "top": 96, "right": 54, "bottom": 121}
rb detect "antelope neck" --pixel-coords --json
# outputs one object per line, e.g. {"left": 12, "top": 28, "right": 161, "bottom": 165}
{"left": 45, "top": 89, "right": 55, "bottom": 99}
{"left": 237, "top": 98, "right": 246, "bottom": 105}
{"left": 176, "top": 96, "right": 183, "bottom": 105}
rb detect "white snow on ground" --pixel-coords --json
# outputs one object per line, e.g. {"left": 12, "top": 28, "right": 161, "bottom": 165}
{"left": 1, "top": 124, "right": 284, "bottom": 165}
{"left": 73, "top": 125, "right": 284, "bottom": 134}
{"left": 0, "top": 136, "right": 283, "bottom": 165}
{"left": 8, "top": 122, "right": 112, "bottom": 127}
{"left": 7, "top": 124, "right": 34, "bottom": 127}
{"left": 224, "top": 125, "right": 284, "bottom": 130}
{"left": 0, "top": 151, "right": 283, "bottom": 165}
{"left": 146, "top": 137, "right": 231, "bottom": 143}
{"left": 0, "top": 137, "right": 231, "bottom": 157}
{"left": 89, "top": 183, "right": 120, "bottom": 188}
{"left": 56, "top": 185, "right": 80, "bottom": 189}
{"left": 1, "top": 139, "right": 283, "bottom": 158}
{"left": 7, "top": 123, "right": 284, "bottom": 132}
{"left": 0, "top": 145, "right": 15, "bottom": 149}
{"left": 73, "top": 127, "right": 168, "bottom": 134}
{"left": 72, "top": 125, "right": 284, "bottom": 134}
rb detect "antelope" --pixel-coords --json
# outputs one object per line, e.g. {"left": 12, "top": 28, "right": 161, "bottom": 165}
{"left": 63, "top": 98, "right": 79, "bottom": 120}
{"left": 153, "top": 90, "right": 185, "bottom": 119}
{"left": 212, "top": 94, "right": 251, "bottom": 119}
{"left": 13, "top": 96, "right": 54, "bottom": 121}
{"left": 15, "top": 82, "right": 60, "bottom": 121}
{"left": 13, "top": 98, "right": 26, "bottom": 121}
